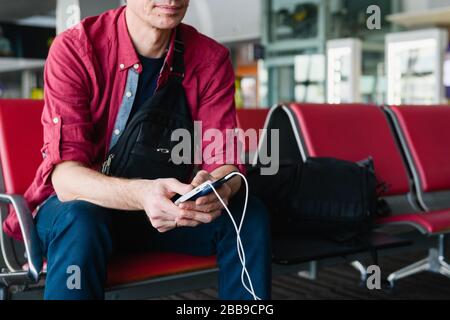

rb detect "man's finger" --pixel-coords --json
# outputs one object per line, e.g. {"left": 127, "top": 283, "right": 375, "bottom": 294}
{"left": 158, "top": 226, "right": 175, "bottom": 233}
{"left": 178, "top": 209, "right": 215, "bottom": 224}
{"left": 175, "top": 219, "right": 201, "bottom": 228}
{"left": 179, "top": 200, "right": 223, "bottom": 213}
{"left": 153, "top": 219, "right": 177, "bottom": 232}
{"left": 208, "top": 210, "right": 223, "bottom": 223}
{"left": 191, "top": 170, "right": 211, "bottom": 187}
{"left": 159, "top": 196, "right": 185, "bottom": 220}
{"left": 164, "top": 178, "right": 193, "bottom": 196}
{"left": 196, "top": 184, "right": 231, "bottom": 205}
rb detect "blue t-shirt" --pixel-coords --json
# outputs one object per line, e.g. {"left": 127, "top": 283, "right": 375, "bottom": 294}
{"left": 129, "top": 54, "right": 166, "bottom": 120}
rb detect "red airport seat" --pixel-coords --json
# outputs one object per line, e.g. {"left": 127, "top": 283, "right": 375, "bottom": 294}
{"left": 288, "top": 104, "right": 411, "bottom": 197}
{"left": 0, "top": 99, "right": 217, "bottom": 298}
{"left": 0, "top": 99, "right": 45, "bottom": 284}
{"left": 23, "top": 252, "right": 216, "bottom": 290}
{"left": 236, "top": 108, "right": 270, "bottom": 153}
{"left": 387, "top": 106, "right": 450, "bottom": 211}
{"left": 385, "top": 105, "right": 450, "bottom": 285}
{"left": 106, "top": 252, "right": 216, "bottom": 288}
{"left": 282, "top": 103, "right": 450, "bottom": 285}
{"left": 0, "top": 100, "right": 45, "bottom": 195}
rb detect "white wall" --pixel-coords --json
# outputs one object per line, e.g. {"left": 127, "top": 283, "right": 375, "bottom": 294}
{"left": 56, "top": 0, "right": 122, "bottom": 34}
{"left": 402, "top": 0, "right": 450, "bottom": 12}
{"left": 183, "top": 0, "right": 262, "bottom": 43}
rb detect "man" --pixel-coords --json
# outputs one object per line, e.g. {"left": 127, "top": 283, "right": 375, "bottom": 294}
{"left": 3, "top": 0, "right": 271, "bottom": 300}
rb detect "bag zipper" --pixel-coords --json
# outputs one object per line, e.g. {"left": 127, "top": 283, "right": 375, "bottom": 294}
{"left": 102, "top": 154, "right": 115, "bottom": 175}
{"left": 104, "top": 111, "right": 148, "bottom": 176}
{"left": 156, "top": 148, "right": 170, "bottom": 154}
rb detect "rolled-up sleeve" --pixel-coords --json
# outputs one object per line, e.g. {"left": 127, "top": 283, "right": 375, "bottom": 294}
{"left": 40, "top": 32, "right": 95, "bottom": 183}
{"left": 196, "top": 48, "right": 246, "bottom": 175}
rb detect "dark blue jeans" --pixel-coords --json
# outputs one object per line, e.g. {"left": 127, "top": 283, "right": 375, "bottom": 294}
{"left": 35, "top": 192, "right": 272, "bottom": 300}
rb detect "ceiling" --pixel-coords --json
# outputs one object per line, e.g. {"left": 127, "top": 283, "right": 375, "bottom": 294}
{"left": 183, "top": 0, "right": 261, "bottom": 43}
{"left": 388, "top": 6, "right": 450, "bottom": 28}
{"left": 0, "top": 0, "right": 56, "bottom": 22}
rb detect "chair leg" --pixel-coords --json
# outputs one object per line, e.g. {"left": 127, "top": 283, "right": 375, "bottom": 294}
{"left": 387, "top": 257, "right": 429, "bottom": 287}
{"left": 0, "top": 284, "right": 8, "bottom": 300}
{"left": 439, "top": 261, "right": 450, "bottom": 277}
{"left": 350, "top": 261, "right": 368, "bottom": 284}
{"left": 297, "top": 261, "right": 318, "bottom": 280}
{"left": 388, "top": 235, "right": 450, "bottom": 288}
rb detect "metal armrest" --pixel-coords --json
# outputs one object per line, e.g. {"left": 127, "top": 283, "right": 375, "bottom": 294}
{"left": 0, "top": 194, "right": 42, "bottom": 283}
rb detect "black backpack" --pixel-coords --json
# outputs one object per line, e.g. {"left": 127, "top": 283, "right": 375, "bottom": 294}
{"left": 289, "top": 157, "right": 378, "bottom": 242}
{"left": 101, "top": 29, "right": 194, "bottom": 183}
{"left": 248, "top": 157, "right": 388, "bottom": 243}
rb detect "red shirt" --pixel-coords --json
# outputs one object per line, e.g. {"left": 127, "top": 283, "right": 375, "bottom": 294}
{"left": 4, "top": 6, "right": 243, "bottom": 240}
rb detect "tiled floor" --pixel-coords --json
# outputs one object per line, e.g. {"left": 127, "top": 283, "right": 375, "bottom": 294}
{"left": 157, "top": 250, "right": 450, "bottom": 300}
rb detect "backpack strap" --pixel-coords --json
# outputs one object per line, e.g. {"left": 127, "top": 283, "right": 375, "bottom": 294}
{"left": 170, "top": 27, "right": 185, "bottom": 80}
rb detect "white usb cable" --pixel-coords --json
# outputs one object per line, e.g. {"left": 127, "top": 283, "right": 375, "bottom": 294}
{"left": 206, "top": 172, "right": 262, "bottom": 301}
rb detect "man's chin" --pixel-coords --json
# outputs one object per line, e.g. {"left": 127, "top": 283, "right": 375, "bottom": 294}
{"left": 153, "top": 19, "right": 182, "bottom": 30}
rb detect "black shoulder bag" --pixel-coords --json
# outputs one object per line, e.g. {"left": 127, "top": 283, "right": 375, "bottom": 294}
{"left": 101, "top": 28, "right": 194, "bottom": 183}
{"left": 247, "top": 157, "right": 388, "bottom": 242}
{"left": 290, "top": 157, "right": 378, "bottom": 242}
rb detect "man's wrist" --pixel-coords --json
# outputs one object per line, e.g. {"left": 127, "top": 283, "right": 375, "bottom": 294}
{"left": 122, "top": 178, "right": 150, "bottom": 211}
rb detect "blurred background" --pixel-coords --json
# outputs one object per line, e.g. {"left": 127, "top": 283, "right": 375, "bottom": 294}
{"left": 1, "top": 0, "right": 450, "bottom": 108}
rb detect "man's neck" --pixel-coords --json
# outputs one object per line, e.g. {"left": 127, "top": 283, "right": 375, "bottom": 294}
{"left": 125, "top": 8, "right": 172, "bottom": 59}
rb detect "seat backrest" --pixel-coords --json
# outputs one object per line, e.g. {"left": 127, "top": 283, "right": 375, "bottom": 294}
{"left": 236, "top": 108, "right": 270, "bottom": 152}
{"left": 390, "top": 106, "right": 450, "bottom": 192}
{"left": 289, "top": 103, "right": 411, "bottom": 197}
{"left": 389, "top": 106, "right": 450, "bottom": 210}
{"left": 0, "top": 100, "right": 44, "bottom": 195}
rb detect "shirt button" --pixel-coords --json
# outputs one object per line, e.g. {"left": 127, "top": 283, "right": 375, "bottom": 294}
{"left": 114, "top": 129, "right": 121, "bottom": 136}
{"left": 120, "top": 63, "right": 125, "bottom": 70}
{"left": 53, "top": 117, "right": 59, "bottom": 124}
{"left": 133, "top": 64, "right": 140, "bottom": 70}
{"left": 126, "top": 91, "right": 133, "bottom": 98}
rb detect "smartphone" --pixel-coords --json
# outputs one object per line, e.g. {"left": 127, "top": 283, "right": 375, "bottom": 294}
{"left": 173, "top": 172, "right": 238, "bottom": 205}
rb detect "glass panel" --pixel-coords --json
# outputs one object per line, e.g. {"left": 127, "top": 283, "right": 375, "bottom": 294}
{"left": 277, "top": 65, "right": 295, "bottom": 102}
{"left": 270, "top": 0, "right": 319, "bottom": 42}
{"left": 387, "top": 29, "right": 448, "bottom": 105}
{"left": 361, "top": 51, "right": 384, "bottom": 104}
{"left": 328, "top": 0, "right": 393, "bottom": 42}
{"left": 258, "top": 60, "right": 269, "bottom": 107}
{"left": 294, "top": 54, "right": 325, "bottom": 103}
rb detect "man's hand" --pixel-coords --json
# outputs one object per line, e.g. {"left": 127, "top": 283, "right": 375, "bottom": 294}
{"left": 177, "top": 170, "right": 232, "bottom": 224}
{"left": 137, "top": 178, "right": 219, "bottom": 233}
{"left": 52, "top": 162, "right": 240, "bottom": 233}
